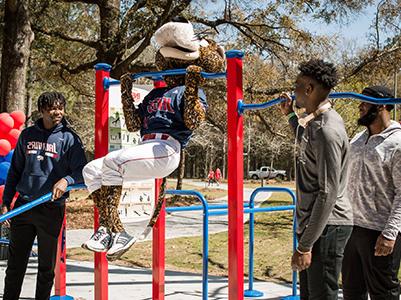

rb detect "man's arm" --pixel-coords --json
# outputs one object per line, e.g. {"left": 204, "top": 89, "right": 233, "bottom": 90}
{"left": 279, "top": 94, "right": 303, "bottom": 141}
{"left": 382, "top": 148, "right": 401, "bottom": 240}
{"left": 63, "top": 135, "right": 87, "bottom": 186}
{"left": 53, "top": 134, "right": 87, "bottom": 200}
{"left": 297, "top": 127, "right": 343, "bottom": 252}
{"left": 2, "top": 133, "right": 25, "bottom": 209}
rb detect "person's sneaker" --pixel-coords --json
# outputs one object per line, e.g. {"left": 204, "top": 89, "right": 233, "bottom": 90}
{"left": 106, "top": 231, "right": 136, "bottom": 261}
{"left": 81, "top": 226, "right": 112, "bottom": 252}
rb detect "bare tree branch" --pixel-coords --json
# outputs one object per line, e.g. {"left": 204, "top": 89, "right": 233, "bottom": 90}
{"left": 33, "top": 25, "right": 100, "bottom": 50}
{"left": 50, "top": 58, "right": 99, "bottom": 74}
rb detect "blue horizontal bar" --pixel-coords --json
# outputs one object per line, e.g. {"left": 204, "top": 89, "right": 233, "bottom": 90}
{"left": 0, "top": 184, "right": 86, "bottom": 223}
{"left": 238, "top": 92, "right": 401, "bottom": 114}
{"left": 208, "top": 204, "right": 295, "bottom": 217}
{"left": 103, "top": 78, "right": 120, "bottom": 90}
{"left": 244, "top": 205, "right": 295, "bottom": 214}
{"left": 166, "top": 202, "right": 251, "bottom": 213}
{"left": 131, "top": 69, "right": 226, "bottom": 80}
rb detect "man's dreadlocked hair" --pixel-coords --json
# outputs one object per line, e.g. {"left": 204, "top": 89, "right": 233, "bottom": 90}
{"left": 299, "top": 59, "right": 338, "bottom": 90}
{"left": 37, "top": 92, "right": 66, "bottom": 111}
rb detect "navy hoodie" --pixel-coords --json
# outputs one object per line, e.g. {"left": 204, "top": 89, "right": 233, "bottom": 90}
{"left": 2, "top": 118, "right": 87, "bottom": 208}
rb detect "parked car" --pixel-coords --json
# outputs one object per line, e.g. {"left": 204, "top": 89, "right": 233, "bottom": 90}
{"left": 248, "top": 166, "right": 286, "bottom": 180}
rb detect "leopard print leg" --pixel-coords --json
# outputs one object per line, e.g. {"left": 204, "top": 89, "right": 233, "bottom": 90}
{"left": 147, "top": 177, "right": 167, "bottom": 228}
{"left": 91, "top": 189, "right": 110, "bottom": 229}
{"left": 183, "top": 65, "right": 207, "bottom": 130}
{"left": 100, "top": 185, "right": 124, "bottom": 233}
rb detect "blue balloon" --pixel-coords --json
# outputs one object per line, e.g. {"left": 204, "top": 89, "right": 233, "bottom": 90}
{"left": 0, "top": 156, "right": 4, "bottom": 163}
{"left": 0, "top": 178, "right": 4, "bottom": 185}
{"left": 4, "top": 150, "right": 14, "bottom": 163}
{"left": 0, "top": 162, "right": 10, "bottom": 181}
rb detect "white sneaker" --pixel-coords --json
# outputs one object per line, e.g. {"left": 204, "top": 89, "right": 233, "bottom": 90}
{"left": 82, "top": 226, "right": 112, "bottom": 252}
{"left": 106, "top": 231, "right": 136, "bottom": 261}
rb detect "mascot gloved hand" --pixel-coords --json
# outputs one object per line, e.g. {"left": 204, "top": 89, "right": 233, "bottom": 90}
{"left": 81, "top": 17, "right": 225, "bottom": 261}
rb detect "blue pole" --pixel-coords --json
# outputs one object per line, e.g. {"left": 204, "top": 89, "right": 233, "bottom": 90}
{"left": 244, "top": 188, "right": 262, "bottom": 297}
{"left": 164, "top": 189, "right": 210, "bottom": 300}
{"left": 0, "top": 184, "right": 86, "bottom": 223}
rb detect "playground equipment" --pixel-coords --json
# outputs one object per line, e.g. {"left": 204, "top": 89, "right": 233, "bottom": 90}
{"left": 1, "top": 49, "right": 400, "bottom": 300}
{"left": 94, "top": 50, "right": 401, "bottom": 300}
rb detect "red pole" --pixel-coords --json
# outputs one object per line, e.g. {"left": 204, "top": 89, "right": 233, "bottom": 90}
{"left": 152, "top": 178, "right": 165, "bottom": 300}
{"left": 226, "top": 50, "right": 244, "bottom": 300}
{"left": 94, "top": 63, "right": 111, "bottom": 300}
{"left": 54, "top": 208, "right": 69, "bottom": 298}
{"left": 152, "top": 78, "right": 166, "bottom": 300}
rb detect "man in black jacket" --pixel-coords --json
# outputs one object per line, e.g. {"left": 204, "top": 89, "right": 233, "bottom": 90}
{"left": 1, "top": 92, "right": 87, "bottom": 300}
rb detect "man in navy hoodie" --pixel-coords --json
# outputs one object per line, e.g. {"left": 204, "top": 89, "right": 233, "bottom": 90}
{"left": 0, "top": 92, "right": 87, "bottom": 300}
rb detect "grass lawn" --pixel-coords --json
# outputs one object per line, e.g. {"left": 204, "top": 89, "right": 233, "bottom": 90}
{"left": 68, "top": 185, "right": 296, "bottom": 283}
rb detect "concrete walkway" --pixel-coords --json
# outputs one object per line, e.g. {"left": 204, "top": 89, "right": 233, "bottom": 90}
{"left": 67, "top": 179, "right": 273, "bottom": 249}
{"left": 0, "top": 180, "right": 303, "bottom": 300}
{"left": 0, "top": 258, "right": 300, "bottom": 300}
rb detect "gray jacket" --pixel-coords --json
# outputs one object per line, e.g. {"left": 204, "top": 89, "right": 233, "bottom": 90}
{"left": 348, "top": 121, "right": 401, "bottom": 240}
{"left": 289, "top": 108, "right": 353, "bottom": 251}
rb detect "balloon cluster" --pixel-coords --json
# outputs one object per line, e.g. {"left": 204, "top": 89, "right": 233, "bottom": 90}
{"left": 0, "top": 111, "right": 25, "bottom": 203}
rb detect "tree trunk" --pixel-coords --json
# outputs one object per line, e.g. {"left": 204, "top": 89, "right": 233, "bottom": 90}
{"left": 0, "top": 0, "right": 34, "bottom": 112}
{"left": 175, "top": 149, "right": 185, "bottom": 190}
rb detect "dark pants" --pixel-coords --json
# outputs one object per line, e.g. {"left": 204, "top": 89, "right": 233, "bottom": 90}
{"left": 299, "top": 224, "right": 352, "bottom": 300}
{"left": 3, "top": 202, "right": 65, "bottom": 300}
{"left": 342, "top": 226, "right": 401, "bottom": 300}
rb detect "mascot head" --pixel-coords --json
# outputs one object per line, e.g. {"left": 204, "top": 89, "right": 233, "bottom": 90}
{"left": 154, "top": 17, "right": 225, "bottom": 87}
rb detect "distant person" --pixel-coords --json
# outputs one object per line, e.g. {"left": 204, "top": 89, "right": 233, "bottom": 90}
{"left": 207, "top": 169, "right": 215, "bottom": 186}
{"left": 279, "top": 59, "right": 353, "bottom": 299}
{"left": 1, "top": 92, "right": 87, "bottom": 300}
{"left": 342, "top": 86, "right": 401, "bottom": 300}
{"left": 214, "top": 168, "right": 222, "bottom": 186}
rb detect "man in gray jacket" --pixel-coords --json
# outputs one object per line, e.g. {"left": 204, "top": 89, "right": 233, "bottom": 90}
{"left": 280, "top": 59, "right": 353, "bottom": 299}
{"left": 342, "top": 86, "right": 401, "bottom": 300}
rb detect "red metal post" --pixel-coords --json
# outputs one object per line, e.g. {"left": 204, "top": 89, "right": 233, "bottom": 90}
{"left": 54, "top": 208, "right": 68, "bottom": 298}
{"left": 152, "top": 78, "right": 166, "bottom": 300}
{"left": 94, "top": 63, "right": 111, "bottom": 300}
{"left": 152, "top": 178, "right": 165, "bottom": 300}
{"left": 226, "top": 50, "right": 245, "bottom": 300}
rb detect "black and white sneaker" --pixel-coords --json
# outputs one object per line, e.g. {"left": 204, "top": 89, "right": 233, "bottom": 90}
{"left": 106, "top": 231, "right": 136, "bottom": 261}
{"left": 82, "top": 226, "right": 112, "bottom": 252}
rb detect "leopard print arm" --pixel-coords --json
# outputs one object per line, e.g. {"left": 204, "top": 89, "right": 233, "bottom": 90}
{"left": 120, "top": 73, "right": 142, "bottom": 132}
{"left": 183, "top": 65, "right": 207, "bottom": 130}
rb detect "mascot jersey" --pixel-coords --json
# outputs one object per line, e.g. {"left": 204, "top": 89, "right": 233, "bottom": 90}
{"left": 140, "top": 86, "right": 207, "bottom": 148}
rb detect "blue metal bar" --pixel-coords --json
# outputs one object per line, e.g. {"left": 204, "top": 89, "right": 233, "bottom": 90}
{"left": 245, "top": 187, "right": 297, "bottom": 299}
{"left": 103, "top": 69, "right": 226, "bottom": 90}
{"left": 0, "top": 184, "right": 86, "bottom": 223}
{"left": 165, "top": 202, "right": 250, "bottom": 213}
{"left": 238, "top": 92, "right": 401, "bottom": 114}
{"left": 165, "top": 189, "right": 209, "bottom": 300}
{"left": 131, "top": 69, "right": 226, "bottom": 80}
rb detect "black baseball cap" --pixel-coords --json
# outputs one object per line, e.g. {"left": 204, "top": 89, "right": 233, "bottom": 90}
{"left": 362, "top": 86, "right": 394, "bottom": 111}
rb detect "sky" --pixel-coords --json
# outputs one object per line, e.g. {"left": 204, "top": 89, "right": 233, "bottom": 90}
{"left": 300, "top": 4, "right": 378, "bottom": 50}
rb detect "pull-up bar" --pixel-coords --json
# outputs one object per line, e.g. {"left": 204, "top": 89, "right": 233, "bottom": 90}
{"left": 0, "top": 184, "right": 86, "bottom": 223}
{"left": 238, "top": 92, "right": 401, "bottom": 114}
{"left": 103, "top": 69, "right": 226, "bottom": 90}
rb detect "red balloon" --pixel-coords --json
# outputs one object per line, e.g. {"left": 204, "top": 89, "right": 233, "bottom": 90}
{"left": 0, "top": 139, "right": 11, "bottom": 156}
{"left": 10, "top": 111, "right": 26, "bottom": 129}
{"left": 0, "top": 113, "right": 14, "bottom": 134}
{"left": 7, "top": 129, "right": 20, "bottom": 148}
{"left": 0, "top": 185, "right": 4, "bottom": 205}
